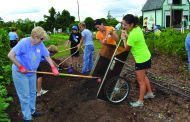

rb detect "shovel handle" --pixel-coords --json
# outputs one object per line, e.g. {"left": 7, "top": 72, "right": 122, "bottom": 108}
{"left": 17, "top": 70, "right": 99, "bottom": 79}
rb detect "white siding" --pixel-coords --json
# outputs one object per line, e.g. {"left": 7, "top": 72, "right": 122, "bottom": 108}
{"left": 168, "top": 0, "right": 172, "bottom": 4}
{"left": 143, "top": 10, "right": 162, "bottom": 30}
{"left": 182, "top": 0, "right": 186, "bottom": 4}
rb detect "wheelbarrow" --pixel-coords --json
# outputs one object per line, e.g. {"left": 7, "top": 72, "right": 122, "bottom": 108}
{"left": 90, "top": 39, "right": 131, "bottom": 104}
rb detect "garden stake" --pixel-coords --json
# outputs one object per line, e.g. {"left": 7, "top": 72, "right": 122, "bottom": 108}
{"left": 17, "top": 70, "right": 101, "bottom": 82}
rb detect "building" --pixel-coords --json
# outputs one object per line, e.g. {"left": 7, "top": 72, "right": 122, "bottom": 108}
{"left": 141, "top": 0, "right": 190, "bottom": 29}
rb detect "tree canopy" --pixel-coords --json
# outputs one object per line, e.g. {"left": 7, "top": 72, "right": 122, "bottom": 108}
{"left": 0, "top": 6, "right": 143, "bottom": 35}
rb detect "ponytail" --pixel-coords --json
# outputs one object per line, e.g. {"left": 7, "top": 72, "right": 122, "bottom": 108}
{"left": 123, "top": 14, "right": 139, "bottom": 27}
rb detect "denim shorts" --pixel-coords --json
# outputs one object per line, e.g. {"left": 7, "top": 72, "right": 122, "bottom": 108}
{"left": 135, "top": 58, "right": 151, "bottom": 70}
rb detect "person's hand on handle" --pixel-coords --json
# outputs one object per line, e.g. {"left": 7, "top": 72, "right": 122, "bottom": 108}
{"left": 121, "top": 30, "right": 128, "bottom": 39}
{"left": 51, "top": 66, "right": 59, "bottom": 76}
{"left": 108, "top": 29, "right": 113, "bottom": 35}
{"left": 18, "top": 65, "right": 28, "bottom": 74}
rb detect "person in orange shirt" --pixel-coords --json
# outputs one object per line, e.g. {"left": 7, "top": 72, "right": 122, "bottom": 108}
{"left": 14, "top": 28, "right": 19, "bottom": 42}
{"left": 94, "top": 19, "right": 119, "bottom": 45}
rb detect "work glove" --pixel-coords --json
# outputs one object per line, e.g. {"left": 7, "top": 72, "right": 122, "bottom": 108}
{"left": 18, "top": 65, "right": 28, "bottom": 74}
{"left": 57, "top": 66, "right": 63, "bottom": 71}
{"left": 52, "top": 66, "right": 59, "bottom": 76}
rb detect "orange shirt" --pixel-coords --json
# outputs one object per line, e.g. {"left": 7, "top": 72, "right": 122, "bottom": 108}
{"left": 15, "top": 32, "right": 19, "bottom": 41}
{"left": 96, "top": 26, "right": 117, "bottom": 45}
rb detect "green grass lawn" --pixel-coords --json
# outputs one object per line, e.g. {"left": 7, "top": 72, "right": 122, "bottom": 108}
{"left": 49, "top": 34, "right": 102, "bottom": 58}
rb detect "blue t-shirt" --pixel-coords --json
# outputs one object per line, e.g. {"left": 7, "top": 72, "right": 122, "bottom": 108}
{"left": 8, "top": 32, "right": 18, "bottom": 40}
{"left": 40, "top": 53, "right": 51, "bottom": 64}
{"left": 82, "top": 29, "right": 94, "bottom": 46}
{"left": 12, "top": 37, "right": 49, "bottom": 76}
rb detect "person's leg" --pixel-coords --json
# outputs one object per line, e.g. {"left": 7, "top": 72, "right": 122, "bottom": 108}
{"left": 12, "top": 70, "right": 32, "bottom": 120}
{"left": 88, "top": 45, "right": 94, "bottom": 72}
{"left": 71, "top": 57, "right": 73, "bottom": 65}
{"left": 136, "top": 69, "right": 146, "bottom": 103}
{"left": 145, "top": 75, "right": 153, "bottom": 95}
{"left": 29, "top": 74, "right": 37, "bottom": 114}
{"left": 185, "top": 34, "right": 190, "bottom": 72}
{"left": 77, "top": 57, "right": 79, "bottom": 65}
{"left": 82, "top": 46, "right": 90, "bottom": 73}
{"left": 36, "top": 77, "right": 42, "bottom": 93}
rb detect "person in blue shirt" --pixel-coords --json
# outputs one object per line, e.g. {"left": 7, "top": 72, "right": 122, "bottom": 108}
{"left": 7, "top": 26, "right": 59, "bottom": 122}
{"left": 65, "top": 26, "right": 82, "bottom": 68}
{"left": 8, "top": 28, "right": 18, "bottom": 50}
{"left": 77, "top": 22, "right": 94, "bottom": 74}
{"left": 36, "top": 45, "right": 60, "bottom": 97}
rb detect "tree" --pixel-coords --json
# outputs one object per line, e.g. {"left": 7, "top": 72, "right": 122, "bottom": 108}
{"left": 20, "top": 23, "right": 28, "bottom": 34}
{"left": 100, "top": 18, "right": 107, "bottom": 26}
{"left": 108, "top": 18, "right": 119, "bottom": 28}
{"left": 0, "top": 17, "right": 3, "bottom": 21}
{"left": 138, "top": 16, "right": 143, "bottom": 27}
{"left": 0, "top": 17, "right": 4, "bottom": 28}
{"left": 107, "top": 10, "right": 113, "bottom": 22}
{"left": 84, "top": 17, "right": 94, "bottom": 30}
{"left": 43, "top": 7, "right": 56, "bottom": 31}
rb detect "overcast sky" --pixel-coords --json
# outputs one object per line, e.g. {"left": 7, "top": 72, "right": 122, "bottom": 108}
{"left": 0, "top": 0, "right": 147, "bottom": 22}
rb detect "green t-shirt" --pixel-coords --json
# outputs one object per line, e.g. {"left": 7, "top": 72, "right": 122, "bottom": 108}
{"left": 127, "top": 26, "right": 151, "bottom": 63}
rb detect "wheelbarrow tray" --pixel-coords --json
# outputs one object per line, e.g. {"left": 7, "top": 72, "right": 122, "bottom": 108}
{"left": 90, "top": 43, "right": 130, "bottom": 102}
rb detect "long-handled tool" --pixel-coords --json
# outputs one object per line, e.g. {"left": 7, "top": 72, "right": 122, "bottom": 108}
{"left": 59, "top": 46, "right": 78, "bottom": 53}
{"left": 57, "top": 67, "right": 72, "bottom": 72}
{"left": 17, "top": 70, "right": 101, "bottom": 82}
{"left": 58, "top": 46, "right": 84, "bottom": 67}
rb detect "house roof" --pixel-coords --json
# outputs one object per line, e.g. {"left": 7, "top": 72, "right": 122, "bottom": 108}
{"left": 141, "top": 0, "right": 165, "bottom": 11}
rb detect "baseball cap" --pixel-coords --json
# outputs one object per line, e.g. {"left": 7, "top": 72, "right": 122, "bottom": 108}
{"left": 72, "top": 26, "right": 78, "bottom": 30}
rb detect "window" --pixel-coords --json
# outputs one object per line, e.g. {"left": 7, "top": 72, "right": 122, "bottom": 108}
{"left": 173, "top": 0, "right": 181, "bottom": 5}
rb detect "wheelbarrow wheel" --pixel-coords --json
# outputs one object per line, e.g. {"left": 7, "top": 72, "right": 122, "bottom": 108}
{"left": 104, "top": 76, "right": 130, "bottom": 104}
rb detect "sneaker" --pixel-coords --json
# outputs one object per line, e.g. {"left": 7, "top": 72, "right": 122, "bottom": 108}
{"left": 24, "top": 120, "right": 32, "bottom": 122}
{"left": 70, "top": 64, "right": 73, "bottom": 68}
{"left": 77, "top": 64, "right": 81, "bottom": 68}
{"left": 122, "top": 83, "right": 127, "bottom": 87}
{"left": 31, "top": 111, "right": 44, "bottom": 117}
{"left": 37, "top": 89, "right": 48, "bottom": 97}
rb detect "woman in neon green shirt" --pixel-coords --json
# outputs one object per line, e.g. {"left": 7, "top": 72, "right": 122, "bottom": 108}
{"left": 121, "top": 14, "right": 155, "bottom": 107}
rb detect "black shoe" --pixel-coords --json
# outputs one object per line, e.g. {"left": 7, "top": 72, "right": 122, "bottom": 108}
{"left": 24, "top": 120, "right": 31, "bottom": 122}
{"left": 122, "top": 83, "right": 127, "bottom": 87}
{"left": 31, "top": 111, "right": 44, "bottom": 117}
{"left": 70, "top": 64, "right": 73, "bottom": 68}
{"left": 77, "top": 64, "right": 81, "bottom": 68}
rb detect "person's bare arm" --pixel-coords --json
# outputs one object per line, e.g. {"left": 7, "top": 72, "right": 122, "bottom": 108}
{"left": 77, "top": 36, "right": 84, "bottom": 47}
{"left": 98, "top": 39, "right": 106, "bottom": 45}
{"left": 108, "top": 30, "right": 119, "bottom": 42}
{"left": 44, "top": 55, "right": 54, "bottom": 67}
{"left": 65, "top": 40, "right": 70, "bottom": 49}
{"left": 121, "top": 30, "right": 131, "bottom": 51}
{"left": 7, "top": 50, "right": 21, "bottom": 67}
